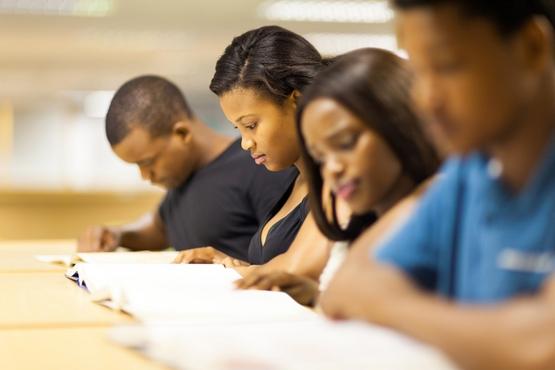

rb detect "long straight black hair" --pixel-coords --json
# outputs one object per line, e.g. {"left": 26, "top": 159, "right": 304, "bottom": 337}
{"left": 296, "top": 48, "right": 440, "bottom": 241}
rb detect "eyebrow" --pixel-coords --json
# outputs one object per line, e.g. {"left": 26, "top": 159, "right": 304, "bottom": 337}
{"left": 324, "top": 124, "right": 357, "bottom": 142}
{"left": 235, "top": 114, "right": 257, "bottom": 124}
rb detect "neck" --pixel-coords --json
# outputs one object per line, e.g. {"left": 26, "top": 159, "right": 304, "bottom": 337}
{"left": 293, "top": 156, "right": 307, "bottom": 184}
{"left": 488, "top": 73, "right": 555, "bottom": 192}
{"left": 374, "top": 174, "right": 416, "bottom": 217}
{"left": 193, "top": 118, "right": 234, "bottom": 170}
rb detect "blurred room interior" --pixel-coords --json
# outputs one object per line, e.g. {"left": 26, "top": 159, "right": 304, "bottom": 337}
{"left": 0, "top": 0, "right": 397, "bottom": 240}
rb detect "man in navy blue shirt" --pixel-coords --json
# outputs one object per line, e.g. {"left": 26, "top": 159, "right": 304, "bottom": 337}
{"left": 321, "top": 1, "right": 555, "bottom": 369}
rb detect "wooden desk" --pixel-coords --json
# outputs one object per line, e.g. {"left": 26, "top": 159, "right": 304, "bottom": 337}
{"left": 0, "top": 239, "right": 75, "bottom": 253}
{"left": 0, "top": 254, "right": 65, "bottom": 273}
{"left": 0, "top": 240, "right": 170, "bottom": 370}
{"left": 0, "top": 273, "right": 133, "bottom": 329}
{"left": 0, "top": 327, "right": 170, "bottom": 370}
{"left": 0, "top": 239, "right": 74, "bottom": 273}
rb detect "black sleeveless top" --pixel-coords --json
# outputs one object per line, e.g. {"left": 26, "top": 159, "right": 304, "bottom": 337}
{"left": 247, "top": 170, "right": 310, "bottom": 264}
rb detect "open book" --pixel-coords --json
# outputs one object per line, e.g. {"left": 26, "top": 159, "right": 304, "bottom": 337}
{"left": 66, "top": 262, "right": 315, "bottom": 323}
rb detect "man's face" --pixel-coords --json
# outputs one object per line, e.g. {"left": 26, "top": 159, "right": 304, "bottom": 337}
{"left": 113, "top": 125, "right": 197, "bottom": 189}
{"left": 399, "top": 4, "right": 539, "bottom": 154}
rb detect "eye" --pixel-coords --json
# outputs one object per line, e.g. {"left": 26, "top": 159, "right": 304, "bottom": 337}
{"left": 138, "top": 158, "right": 155, "bottom": 167}
{"left": 336, "top": 133, "right": 360, "bottom": 150}
{"left": 244, "top": 121, "right": 258, "bottom": 130}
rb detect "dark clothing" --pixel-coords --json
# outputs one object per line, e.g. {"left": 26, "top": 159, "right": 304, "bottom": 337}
{"left": 159, "top": 139, "right": 297, "bottom": 261}
{"left": 247, "top": 171, "right": 310, "bottom": 264}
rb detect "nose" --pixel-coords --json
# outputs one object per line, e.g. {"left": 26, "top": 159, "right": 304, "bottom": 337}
{"left": 322, "top": 155, "right": 345, "bottom": 183}
{"left": 241, "top": 135, "right": 255, "bottom": 152}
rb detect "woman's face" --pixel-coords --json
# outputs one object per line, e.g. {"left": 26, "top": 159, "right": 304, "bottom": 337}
{"left": 302, "top": 97, "right": 403, "bottom": 215}
{"left": 219, "top": 88, "right": 300, "bottom": 171}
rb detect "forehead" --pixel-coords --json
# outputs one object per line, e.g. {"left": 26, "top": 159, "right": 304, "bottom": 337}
{"left": 397, "top": 5, "right": 503, "bottom": 57}
{"left": 112, "top": 126, "right": 164, "bottom": 163}
{"left": 302, "top": 98, "right": 365, "bottom": 141}
{"left": 219, "top": 88, "right": 280, "bottom": 120}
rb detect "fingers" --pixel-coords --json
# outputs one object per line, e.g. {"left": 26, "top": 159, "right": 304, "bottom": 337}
{"left": 173, "top": 247, "right": 216, "bottom": 264}
{"left": 101, "top": 228, "right": 120, "bottom": 252}
{"left": 77, "top": 226, "right": 105, "bottom": 252}
{"left": 235, "top": 270, "right": 264, "bottom": 289}
{"left": 173, "top": 251, "right": 193, "bottom": 264}
{"left": 236, "top": 271, "right": 292, "bottom": 291}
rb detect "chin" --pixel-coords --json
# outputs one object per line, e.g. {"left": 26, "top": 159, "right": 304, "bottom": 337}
{"left": 263, "top": 162, "right": 286, "bottom": 172}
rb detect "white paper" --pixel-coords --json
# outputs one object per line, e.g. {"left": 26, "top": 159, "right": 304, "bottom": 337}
{"left": 65, "top": 262, "right": 315, "bottom": 323}
{"left": 110, "top": 320, "right": 459, "bottom": 370}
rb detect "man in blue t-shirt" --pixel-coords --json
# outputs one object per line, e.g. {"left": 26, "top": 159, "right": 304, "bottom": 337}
{"left": 77, "top": 75, "right": 294, "bottom": 261}
{"left": 320, "top": 1, "right": 555, "bottom": 369}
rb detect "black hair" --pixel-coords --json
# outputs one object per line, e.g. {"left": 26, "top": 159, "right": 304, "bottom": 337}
{"left": 105, "top": 75, "right": 194, "bottom": 146}
{"left": 297, "top": 48, "right": 440, "bottom": 241}
{"left": 390, "top": 0, "right": 555, "bottom": 35}
{"left": 210, "top": 25, "right": 331, "bottom": 104}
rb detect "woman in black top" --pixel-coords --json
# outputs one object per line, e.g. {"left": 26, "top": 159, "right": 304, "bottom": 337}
{"left": 175, "top": 26, "right": 332, "bottom": 278}
{"left": 237, "top": 48, "right": 440, "bottom": 305}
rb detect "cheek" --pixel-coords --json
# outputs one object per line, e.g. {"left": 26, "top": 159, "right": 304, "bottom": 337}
{"left": 359, "top": 141, "right": 402, "bottom": 191}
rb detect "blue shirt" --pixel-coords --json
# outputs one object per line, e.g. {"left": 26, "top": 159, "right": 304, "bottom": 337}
{"left": 375, "top": 135, "right": 555, "bottom": 303}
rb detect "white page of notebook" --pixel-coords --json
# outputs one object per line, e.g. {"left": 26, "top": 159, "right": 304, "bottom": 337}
{"left": 110, "top": 320, "right": 459, "bottom": 370}
{"left": 67, "top": 262, "right": 314, "bottom": 323}
{"left": 121, "top": 288, "right": 316, "bottom": 323}
{"left": 68, "top": 262, "right": 240, "bottom": 295}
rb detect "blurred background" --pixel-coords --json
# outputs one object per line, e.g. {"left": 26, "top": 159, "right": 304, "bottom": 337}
{"left": 0, "top": 0, "right": 397, "bottom": 240}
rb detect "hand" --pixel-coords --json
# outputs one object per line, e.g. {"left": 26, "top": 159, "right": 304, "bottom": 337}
{"left": 236, "top": 270, "right": 320, "bottom": 306}
{"left": 319, "top": 261, "right": 420, "bottom": 324}
{"left": 220, "top": 256, "right": 250, "bottom": 268}
{"left": 173, "top": 246, "right": 231, "bottom": 264}
{"left": 77, "top": 226, "right": 121, "bottom": 252}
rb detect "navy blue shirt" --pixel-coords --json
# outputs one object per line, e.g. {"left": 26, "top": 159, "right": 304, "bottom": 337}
{"left": 248, "top": 170, "right": 309, "bottom": 264}
{"left": 159, "top": 139, "right": 297, "bottom": 261}
{"left": 376, "top": 135, "right": 555, "bottom": 303}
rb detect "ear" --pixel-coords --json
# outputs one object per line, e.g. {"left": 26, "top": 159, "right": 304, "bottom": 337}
{"left": 289, "top": 90, "right": 302, "bottom": 109}
{"left": 172, "top": 121, "right": 193, "bottom": 144}
{"left": 516, "top": 17, "right": 554, "bottom": 74}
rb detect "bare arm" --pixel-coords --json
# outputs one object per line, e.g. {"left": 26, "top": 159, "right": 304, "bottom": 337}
{"left": 118, "top": 212, "right": 168, "bottom": 251}
{"left": 320, "top": 258, "right": 555, "bottom": 370}
{"left": 77, "top": 211, "right": 168, "bottom": 252}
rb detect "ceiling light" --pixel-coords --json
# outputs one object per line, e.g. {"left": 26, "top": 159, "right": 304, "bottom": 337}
{"left": 259, "top": 0, "right": 393, "bottom": 24}
{"left": 0, "top": 0, "right": 114, "bottom": 17}
{"left": 305, "top": 33, "right": 405, "bottom": 57}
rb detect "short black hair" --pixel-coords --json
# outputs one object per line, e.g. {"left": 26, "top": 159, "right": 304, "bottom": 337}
{"left": 105, "top": 75, "right": 194, "bottom": 146}
{"left": 210, "top": 25, "right": 332, "bottom": 105}
{"left": 391, "top": 0, "right": 555, "bottom": 35}
{"left": 297, "top": 48, "right": 440, "bottom": 241}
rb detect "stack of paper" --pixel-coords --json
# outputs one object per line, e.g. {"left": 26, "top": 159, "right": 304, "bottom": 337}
{"left": 110, "top": 320, "right": 459, "bottom": 370}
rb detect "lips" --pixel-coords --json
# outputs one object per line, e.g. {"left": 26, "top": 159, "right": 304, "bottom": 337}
{"left": 251, "top": 154, "right": 267, "bottom": 165}
{"left": 334, "top": 180, "right": 359, "bottom": 201}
